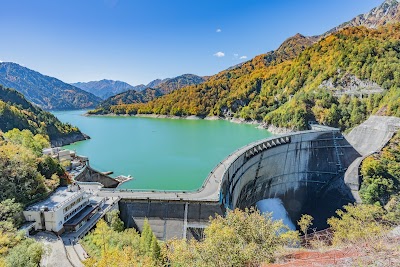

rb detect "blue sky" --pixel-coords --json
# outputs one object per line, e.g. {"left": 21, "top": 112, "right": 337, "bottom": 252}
{"left": 0, "top": 0, "right": 383, "bottom": 85}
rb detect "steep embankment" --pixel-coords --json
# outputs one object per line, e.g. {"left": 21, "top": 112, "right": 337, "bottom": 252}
{"left": 0, "top": 62, "right": 101, "bottom": 110}
{"left": 0, "top": 85, "right": 88, "bottom": 146}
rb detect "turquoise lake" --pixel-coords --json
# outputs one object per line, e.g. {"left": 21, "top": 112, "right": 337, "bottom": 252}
{"left": 52, "top": 110, "right": 273, "bottom": 191}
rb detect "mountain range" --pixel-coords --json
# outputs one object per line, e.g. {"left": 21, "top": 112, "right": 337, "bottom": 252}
{"left": 97, "top": 88, "right": 163, "bottom": 111}
{"left": 0, "top": 62, "right": 101, "bottom": 110}
{"left": 92, "top": 0, "right": 400, "bottom": 132}
{"left": 73, "top": 74, "right": 206, "bottom": 101}
{"left": 0, "top": 0, "right": 399, "bottom": 121}
{"left": 153, "top": 74, "right": 206, "bottom": 95}
{"left": 71, "top": 79, "right": 141, "bottom": 100}
{"left": 325, "top": 0, "right": 400, "bottom": 35}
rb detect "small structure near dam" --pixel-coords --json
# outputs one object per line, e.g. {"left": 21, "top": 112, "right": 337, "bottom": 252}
{"left": 72, "top": 116, "right": 400, "bottom": 240}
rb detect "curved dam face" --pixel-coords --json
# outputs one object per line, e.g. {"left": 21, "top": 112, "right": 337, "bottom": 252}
{"left": 220, "top": 129, "right": 360, "bottom": 228}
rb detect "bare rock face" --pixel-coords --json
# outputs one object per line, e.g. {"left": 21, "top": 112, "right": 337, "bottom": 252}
{"left": 319, "top": 72, "right": 384, "bottom": 97}
{"left": 326, "top": 0, "right": 400, "bottom": 35}
{"left": 50, "top": 132, "right": 90, "bottom": 147}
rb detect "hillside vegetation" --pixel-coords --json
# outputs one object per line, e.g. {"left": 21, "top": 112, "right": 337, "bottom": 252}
{"left": 93, "top": 24, "right": 400, "bottom": 131}
{"left": 82, "top": 203, "right": 400, "bottom": 267}
{"left": 88, "top": 33, "right": 316, "bottom": 116}
{"left": 0, "top": 85, "right": 87, "bottom": 145}
{"left": 89, "top": 74, "right": 207, "bottom": 114}
{"left": 360, "top": 130, "right": 400, "bottom": 206}
{"left": 153, "top": 74, "right": 206, "bottom": 94}
{"left": 95, "top": 88, "right": 163, "bottom": 112}
{"left": 0, "top": 129, "right": 68, "bottom": 267}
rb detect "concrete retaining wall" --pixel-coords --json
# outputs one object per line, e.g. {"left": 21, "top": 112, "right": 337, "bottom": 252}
{"left": 119, "top": 200, "right": 223, "bottom": 240}
{"left": 75, "top": 166, "right": 119, "bottom": 188}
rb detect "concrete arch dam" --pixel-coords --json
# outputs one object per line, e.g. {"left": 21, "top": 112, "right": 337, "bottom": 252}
{"left": 100, "top": 127, "right": 361, "bottom": 238}
{"left": 220, "top": 128, "right": 360, "bottom": 228}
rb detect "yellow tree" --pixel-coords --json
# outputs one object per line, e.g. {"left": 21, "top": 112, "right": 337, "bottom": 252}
{"left": 297, "top": 214, "right": 313, "bottom": 239}
{"left": 164, "top": 208, "right": 299, "bottom": 267}
{"left": 328, "top": 204, "right": 388, "bottom": 245}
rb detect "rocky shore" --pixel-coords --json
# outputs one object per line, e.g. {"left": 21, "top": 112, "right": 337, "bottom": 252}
{"left": 86, "top": 112, "right": 294, "bottom": 135}
{"left": 50, "top": 132, "right": 90, "bottom": 147}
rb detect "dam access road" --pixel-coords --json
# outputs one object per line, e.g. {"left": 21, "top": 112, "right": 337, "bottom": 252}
{"left": 75, "top": 115, "right": 400, "bottom": 240}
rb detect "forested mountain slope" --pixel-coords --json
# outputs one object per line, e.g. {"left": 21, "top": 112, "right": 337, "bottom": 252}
{"left": 94, "top": 24, "right": 400, "bottom": 131}
{"left": 0, "top": 85, "right": 87, "bottom": 145}
{"left": 90, "top": 0, "right": 400, "bottom": 131}
{"left": 153, "top": 74, "right": 206, "bottom": 94}
{"left": 89, "top": 33, "right": 317, "bottom": 116}
{"left": 97, "top": 88, "right": 163, "bottom": 111}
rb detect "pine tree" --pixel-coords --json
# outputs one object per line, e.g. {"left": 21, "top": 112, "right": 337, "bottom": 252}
{"left": 108, "top": 210, "right": 124, "bottom": 232}
{"left": 150, "top": 234, "right": 160, "bottom": 260}
{"left": 140, "top": 218, "right": 152, "bottom": 255}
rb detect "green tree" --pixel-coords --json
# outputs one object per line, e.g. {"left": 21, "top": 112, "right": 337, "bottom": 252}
{"left": 38, "top": 156, "right": 64, "bottom": 180}
{"left": 140, "top": 219, "right": 153, "bottom": 255}
{"left": 0, "top": 199, "right": 23, "bottom": 230}
{"left": 107, "top": 210, "right": 124, "bottom": 232}
{"left": 4, "top": 129, "right": 49, "bottom": 156}
{"left": 150, "top": 234, "right": 160, "bottom": 260}
{"left": 5, "top": 238, "right": 43, "bottom": 267}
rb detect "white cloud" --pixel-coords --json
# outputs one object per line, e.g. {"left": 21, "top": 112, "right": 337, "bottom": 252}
{"left": 0, "top": 60, "right": 2, "bottom": 63}
{"left": 233, "top": 53, "right": 239, "bottom": 58}
{"left": 216, "top": 28, "right": 222, "bottom": 33}
{"left": 240, "top": 56, "right": 248, "bottom": 59}
{"left": 213, "top": 51, "right": 225, "bottom": 58}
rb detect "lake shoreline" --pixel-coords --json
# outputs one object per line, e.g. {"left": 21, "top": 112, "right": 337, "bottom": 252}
{"left": 56, "top": 109, "right": 273, "bottom": 190}
{"left": 85, "top": 113, "right": 294, "bottom": 135}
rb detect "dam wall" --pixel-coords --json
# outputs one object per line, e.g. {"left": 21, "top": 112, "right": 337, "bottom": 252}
{"left": 344, "top": 115, "right": 400, "bottom": 201}
{"left": 219, "top": 129, "right": 360, "bottom": 228}
{"left": 119, "top": 200, "right": 223, "bottom": 240}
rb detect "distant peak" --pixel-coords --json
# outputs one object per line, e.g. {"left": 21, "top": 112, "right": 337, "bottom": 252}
{"left": 293, "top": 33, "right": 305, "bottom": 38}
{"left": 383, "top": 0, "right": 399, "bottom": 4}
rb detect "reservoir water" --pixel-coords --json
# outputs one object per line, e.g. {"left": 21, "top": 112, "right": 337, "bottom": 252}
{"left": 52, "top": 110, "right": 273, "bottom": 191}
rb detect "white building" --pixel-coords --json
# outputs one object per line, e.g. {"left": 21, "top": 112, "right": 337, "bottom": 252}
{"left": 42, "top": 147, "right": 76, "bottom": 163}
{"left": 23, "top": 184, "right": 97, "bottom": 234}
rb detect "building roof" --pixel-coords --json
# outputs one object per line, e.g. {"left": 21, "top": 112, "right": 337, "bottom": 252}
{"left": 26, "top": 187, "right": 82, "bottom": 212}
{"left": 64, "top": 204, "right": 98, "bottom": 227}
